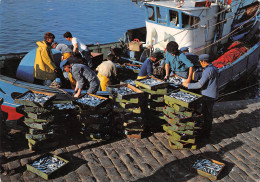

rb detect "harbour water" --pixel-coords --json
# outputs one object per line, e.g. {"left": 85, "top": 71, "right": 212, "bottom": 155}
{"left": 0, "top": 0, "right": 145, "bottom": 54}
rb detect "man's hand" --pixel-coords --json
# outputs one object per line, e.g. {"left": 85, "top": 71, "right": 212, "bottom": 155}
{"left": 74, "top": 92, "right": 80, "bottom": 98}
{"left": 182, "top": 79, "right": 189, "bottom": 88}
{"left": 164, "top": 75, "right": 169, "bottom": 80}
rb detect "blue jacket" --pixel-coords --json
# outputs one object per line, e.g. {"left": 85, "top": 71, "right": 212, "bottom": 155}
{"left": 165, "top": 51, "right": 193, "bottom": 72}
{"left": 188, "top": 64, "right": 219, "bottom": 99}
{"left": 71, "top": 64, "right": 100, "bottom": 94}
{"left": 138, "top": 58, "right": 153, "bottom": 77}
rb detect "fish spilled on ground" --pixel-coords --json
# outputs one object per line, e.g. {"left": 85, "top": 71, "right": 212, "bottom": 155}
{"left": 169, "top": 91, "right": 199, "bottom": 103}
{"left": 31, "top": 156, "right": 66, "bottom": 174}
{"left": 19, "top": 92, "right": 51, "bottom": 104}
{"left": 192, "top": 158, "right": 223, "bottom": 176}
{"left": 76, "top": 94, "right": 105, "bottom": 107}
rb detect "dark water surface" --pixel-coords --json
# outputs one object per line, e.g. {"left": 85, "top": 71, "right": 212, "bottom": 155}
{"left": 0, "top": 0, "right": 145, "bottom": 54}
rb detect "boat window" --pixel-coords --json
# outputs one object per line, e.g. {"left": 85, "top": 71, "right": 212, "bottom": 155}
{"left": 157, "top": 7, "right": 168, "bottom": 25}
{"left": 181, "top": 13, "right": 200, "bottom": 29}
{"left": 169, "top": 10, "right": 179, "bottom": 27}
{"left": 147, "top": 6, "right": 155, "bottom": 21}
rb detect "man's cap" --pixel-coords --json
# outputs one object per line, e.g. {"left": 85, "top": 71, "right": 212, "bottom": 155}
{"left": 199, "top": 54, "right": 209, "bottom": 61}
{"left": 180, "top": 47, "right": 189, "bottom": 52}
{"left": 60, "top": 59, "right": 69, "bottom": 71}
{"left": 52, "top": 41, "right": 58, "bottom": 46}
{"left": 151, "top": 52, "right": 157, "bottom": 58}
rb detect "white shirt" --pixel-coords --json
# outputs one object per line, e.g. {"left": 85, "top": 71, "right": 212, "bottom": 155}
{"left": 71, "top": 37, "right": 88, "bottom": 52}
{"left": 96, "top": 60, "right": 117, "bottom": 77}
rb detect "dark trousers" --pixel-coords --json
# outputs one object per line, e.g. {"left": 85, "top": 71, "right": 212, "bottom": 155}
{"left": 82, "top": 50, "right": 93, "bottom": 69}
{"left": 201, "top": 96, "right": 215, "bottom": 136}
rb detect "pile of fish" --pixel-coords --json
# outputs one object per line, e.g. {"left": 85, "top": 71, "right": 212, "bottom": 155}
{"left": 123, "top": 79, "right": 136, "bottom": 87}
{"left": 167, "top": 76, "right": 183, "bottom": 86}
{"left": 53, "top": 103, "right": 76, "bottom": 110}
{"left": 139, "top": 78, "right": 164, "bottom": 86}
{"left": 75, "top": 94, "right": 105, "bottom": 107}
{"left": 169, "top": 91, "right": 199, "bottom": 103}
{"left": 112, "top": 87, "right": 136, "bottom": 95}
{"left": 193, "top": 158, "right": 223, "bottom": 176}
{"left": 19, "top": 92, "right": 51, "bottom": 104}
{"left": 31, "top": 156, "right": 66, "bottom": 174}
{"left": 124, "top": 65, "right": 140, "bottom": 70}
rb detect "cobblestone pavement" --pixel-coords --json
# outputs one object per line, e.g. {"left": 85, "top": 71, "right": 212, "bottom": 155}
{"left": 0, "top": 99, "right": 259, "bottom": 182}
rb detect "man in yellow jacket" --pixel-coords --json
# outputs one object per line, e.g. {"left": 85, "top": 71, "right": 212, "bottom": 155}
{"left": 34, "top": 32, "right": 57, "bottom": 85}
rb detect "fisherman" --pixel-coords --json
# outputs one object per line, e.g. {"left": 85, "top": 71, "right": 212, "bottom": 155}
{"left": 63, "top": 32, "right": 93, "bottom": 68}
{"left": 182, "top": 54, "right": 219, "bottom": 137}
{"left": 96, "top": 54, "right": 117, "bottom": 91}
{"left": 52, "top": 42, "right": 73, "bottom": 61}
{"left": 164, "top": 41, "right": 194, "bottom": 83}
{"left": 137, "top": 52, "right": 157, "bottom": 79}
{"left": 34, "top": 32, "right": 58, "bottom": 85}
{"left": 60, "top": 60, "right": 100, "bottom": 97}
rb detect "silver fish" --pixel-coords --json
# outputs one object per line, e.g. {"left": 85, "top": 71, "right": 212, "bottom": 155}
{"left": 76, "top": 94, "right": 105, "bottom": 107}
{"left": 19, "top": 92, "right": 51, "bottom": 104}
{"left": 169, "top": 91, "right": 199, "bottom": 103}
{"left": 139, "top": 78, "right": 164, "bottom": 86}
{"left": 192, "top": 158, "right": 223, "bottom": 176}
{"left": 53, "top": 103, "right": 76, "bottom": 110}
{"left": 112, "top": 87, "right": 136, "bottom": 95}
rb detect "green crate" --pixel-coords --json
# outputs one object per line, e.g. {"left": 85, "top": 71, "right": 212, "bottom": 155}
{"left": 191, "top": 156, "right": 225, "bottom": 180}
{"left": 119, "top": 102, "right": 141, "bottom": 109}
{"left": 173, "top": 104, "right": 186, "bottom": 112}
{"left": 24, "top": 106, "right": 52, "bottom": 113}
{"left": 166, "top": 134, "right": 196, "bottom": 144}
{"left": 24, "top": 122, "right": 50, "bottom": 130}
{"left": 24, "top": 117, "right": 54, "bottom": 123}
{"left": 163, "top": 115, "right": 198, "bottom": 127}
{"left": 134, "top": 76, "right": 168, "bottom": 90}
{"left": 163, "top": 125, "right": 195, "bottom": 140}
{"left": 164, "top": 89, "right": 202, "bottom": 109}
{"left": 26, "top": 153, "right": 69, "bottom": 180}
{"left": 25, "top": 133, "right": 55, "bottom": 140}
{"left": 168, "top": 139, "right": 197, "bottom": 150}
{"left": 110, "top": 96, "right": 140, "bottom": 104}
{"left": 139, "top": 87, "right": 168, "bottom": 95}
{"left": 152, "top": 96, "right": 164, "bottom": 103}
{"left": 165, "top": 106, "right": 193, "bottom": 117}
{"left": 27, "top": 112, "right": 55, "bottom": 121}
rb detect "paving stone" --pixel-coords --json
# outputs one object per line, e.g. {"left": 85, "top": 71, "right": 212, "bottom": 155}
{"left": 0, "top": 174, "right": 11, "bottom": 182}
{"left": 83, "top": 153, "right": 100, "bottom": 166}
{"left": 20, "top": 157, "right": 30, "bottom": 166}
{"left": 110, "top": 159, "right": 134, "bottom": 181}
{"left": 181, "top": 150, "right": 193, "bottom": 157}
{"left": 92, "top": 148, "right": 107, "bottom": 158}
{"left": 66, "top": 145, "right": 79, "bottom": 152}
{"left": 205, "top": 144, "right": 218, "bottom": 152}
{"left": 75, "top": 164, "right": 93, "bottom": 177}
{"left": 9, "top": 173, "right": 23, "bottom": 182}
{"left": 22, "top": 171, "right": 39, "bottom": 181}
{"left": 235, "top": 160, "right": 254, "bottom": 174}
{"left": 136, "top": 147, "right": 161, "bottom": 169}
{"left": 219, "top": 175, "right": 235, "bottom": 182}
{"left": 229, "top": 170, "right": 245, "bottom": 182}
{"left": 99, "top": 157, "right": 114, "bottom": 168}
{"left": 106, "top": 149, "right": 119, "bottom": 160}
{"left": 88, "top": 165, "right": 110, "bottom": 182}
{"left": 8, "top": 159, "right": 21, "bottom": 170}
{"left": 78, "top": 175, "right": 96, "bottom": 182}
{"left": 125, "top": 147, "right": 143, "bottom": 163}
{"left": 105, "top": 167, "right": 124, "bottom": 182}
{"left": 149, "top": 148, "right": 168, "bottom": 165}
{"left": 65, "top": 171, "right": 81, "bottom": 182}
{"left": 232, "top": 166, "right": 251, "bottom": 181}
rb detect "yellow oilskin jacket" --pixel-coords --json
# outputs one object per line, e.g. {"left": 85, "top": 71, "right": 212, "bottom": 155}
{"left": 34, "top": 41, "right": 57, "bottom": 80}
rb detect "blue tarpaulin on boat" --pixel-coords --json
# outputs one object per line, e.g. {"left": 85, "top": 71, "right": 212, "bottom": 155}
{"left": 16, "top": 48, "right": 61, "bottom": 83}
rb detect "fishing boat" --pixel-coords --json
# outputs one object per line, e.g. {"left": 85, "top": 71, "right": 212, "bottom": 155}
{"left": 0, "top": 0, "right": 259, "bottom": 121}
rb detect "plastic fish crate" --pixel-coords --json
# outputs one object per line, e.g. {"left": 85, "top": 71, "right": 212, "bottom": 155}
{"left": 135, "top": 76, "right": 168, "bottom": 90}
{"left": 107, "top": 83, "right": 144, "bottom": 100}
{"left": 74, "top": 93, "right": 109, "bottom": 110}
{"left": 191, "top": 156, "right": 225, "bottom": 180}
{"left": 164, "top": 89, "right": 202, "bottom": 109}
{"left": 26, "top": 153, "right": 69, "bottom": 180}
{"left": 15, "top": 90, "right": 56, "bottom": 107}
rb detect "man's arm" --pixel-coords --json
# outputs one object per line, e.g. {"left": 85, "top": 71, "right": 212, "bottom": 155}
{"left": 164, "top": 63, "right": 170, "bottom": 79}
{"left": 186, "top": 66, "right": 193, "bottom": 83}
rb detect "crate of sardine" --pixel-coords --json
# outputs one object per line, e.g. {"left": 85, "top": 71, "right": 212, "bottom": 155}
{"left": 106, "top": 83, "right": 144, "bottom": 100}
{"left": 26, "top": 153, "right": 69, "bottom": 180}
{"left": 124, "top": 63, "right": 141, "bottom": 73}
{"left": 135, "top": 76, "right": 168, "bottom": 90}
{"left": 15, "top": 90, "right": 56, "bottom": 107}
{"left": 73, "top": 93, "right": 109, "bottom": 110}
{"left": 52, "top": 101, "right": 78, "bottom": 113}
{"left": 167, "top": 75, "right": 184, "bottom": 87}
{"left": 164, "top": 89, "right": 202, "bottom": 109}
{"left": 192, "top": 156, "right": 225, "bottom": 180}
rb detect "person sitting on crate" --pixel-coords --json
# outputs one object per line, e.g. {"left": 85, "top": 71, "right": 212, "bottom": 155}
{"left": 137, "top": 52, "right": 157, "bottom": 79}
{"left": 96, "top": 54, "right": 117, "bottom": 91}
{"left": 182, "top": 54, "right": 219, "bottom": 137}
{"left": 60, "top": 59, "right": 100, "bottom": 97}
{"left": 52, "top": 41, "right": 73, "bottom": 61}
{"left": 63, "top": 31, "right": 93, "bottom": 69}
{"left": 164, "top": 41, "right": 194, "bottom": 83}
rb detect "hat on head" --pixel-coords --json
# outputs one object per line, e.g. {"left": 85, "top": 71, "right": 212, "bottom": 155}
{"left": 180, "top": 47, "right": 189, "bottom": 52}
{"left": 52, "top": 41, "right": 58, "bottom": 46}
{"left": 60, "top": 59, "right": 69, "bottom": 71}
{"left": 199, "top": 54, "right": 209, "bottom": 61}
{"left": 151, "top": 52, "right": 157, "bottom": 58}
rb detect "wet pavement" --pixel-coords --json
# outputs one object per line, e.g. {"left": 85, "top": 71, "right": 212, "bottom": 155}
{"left": 0, "top": 99, "right": 259, "bottom": 182}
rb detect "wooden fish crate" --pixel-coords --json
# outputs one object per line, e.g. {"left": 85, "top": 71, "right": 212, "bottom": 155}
{"left": 110, "top": 96, "right": 140, "bottom": 104}
{"left": 164, "top": 89, "right": 202, "bottom": 109}
{"left": 15, "top": 90, "right": 56, "bottom": 107}
{"left": 163, "top": 125, "right": 195, "bottom": 140}
{"left": 163, "top": 115, "right": 198, "bottom": 127}
{"left": 107, "top": 83, "right": 144, "bottom": 100}
{"left": 135, "top": 76, "right": 168, "bottom": 90}
{"left": 26, "top": 153, "right": 69, "bottom": 180}
{"left": 27, "top": 112, "right": 55, "bottom": 120}
{"left": 125, "top": 130, "right": 142, "bottom": 139}
{"left": 119, "top": 102, "right": 141, "bottom": 109}
{"left": 24, "top": 121, "right": 50, "bottom": 130}
{"left": 191, "top": 156, "right": 225, "bottom": 180}
{"left": 166, "top": 134, "right": 196, "bottom": 144}
{"left": 73, "top": 93, "right": 109, "bottom": 110}
{"left": 165, "top": 106, "right": 194, "bottom": 117}
{"left": 139, "top": 87, "right": 168, "bottom": 95}
{"left": 168, "top": 140, "right": 197, "bottom": 150}
{"left": 24, "top": 117, "right": 54, "bottom": 123}
{"left": 23, "top": 106, "right": 52, "bottom": 113}
{"left": 25, "top": 133, "right": 56, "bottom": 140}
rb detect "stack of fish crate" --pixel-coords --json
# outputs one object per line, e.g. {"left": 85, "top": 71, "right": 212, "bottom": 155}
{"left": 15, "top": 90, "right": 77, "bottom": 151}
{"left": 107, "top": 83, "right": 146, "bottom": 139}
{"left": 134, "top": 77, "right": 168, "bottom": 127}
{"left": 74, "top": 93, "right": 112, "bottom": 141}
{"left": 163, "top": 89, "right": 204, "bottom": 150}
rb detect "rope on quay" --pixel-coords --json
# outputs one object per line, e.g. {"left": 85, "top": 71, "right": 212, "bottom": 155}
{"left": 217, "top": 82, "right": 259, "bottom": 101}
